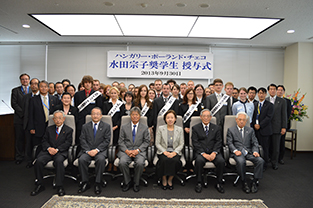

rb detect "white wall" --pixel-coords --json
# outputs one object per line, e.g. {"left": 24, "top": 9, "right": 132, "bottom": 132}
{"left": 1, "top": 44, "right": 284, "bottom": 115}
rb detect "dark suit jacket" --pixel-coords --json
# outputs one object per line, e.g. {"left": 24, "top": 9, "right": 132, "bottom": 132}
{"left": 229, "top": 96, "right": 238, "bottom": 107}
{"left": 152, "top": 95, "right": 180, "bottom": 127}
{"left": 284, "top": 98, "right": 292, "bottom": 129}
{"left": 74, "top": 89, "right": 103, "bottom": 131}
{"left": 191, "top": 122, "right": 222, "bottom": 157}
{"left": 252, "top": 100, "right": 274, "bottom": 136}
{"left": 266, "top": 96, "right": 287, "bottom": 134}
{"left": 117, "top": 122, "right": 150, "bottom": 159}
{"left": 178, "top": 103, "right": 202, "bottom": 128}
{"left": 227, "top": 126, "right": 259, "bottom": 155}
{"left": 102, "top": 101, "right": 125, "bottom": 127}
{"left": 79, "top": 121, "right": 111, "bottom": 157}
{"left": 22, "top": 93, "right": 35, "bottom": 130}
{"left": 11, "top": 86, "right": 29, "bottom": 124}
{"left": 205, "top": 93, "right": 231, "bottom": 128}
{"left": 54, "top": 104, "right": 78, "bottom": 125}
{"left": 28, "top": 94, "right": 59, "bottom": 137}
{"left": 40, "top": 124, "right": 73, "bottom": 157}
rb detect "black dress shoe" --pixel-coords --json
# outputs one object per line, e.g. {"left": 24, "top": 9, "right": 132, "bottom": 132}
{"left": 215, "top": 183, "right": 225, "bottom": 193}
{"left": 242, "top": 182, "right": 250, "bottom": 194}
{"left": 26, "top": 162, "right": 33, "bottom": 168}
{"left": 122, "top": 182, "right": 131, "bottom": 192}
{"left": 161, "top": 184, "right": 167, "bottom": 190}
{"left": 168, "top": 185, "right": 174, "bottom": 190}
{"left": 272, "top": 164, "right": 278, "bottom": 170}
{"left": 279, "top": 160, "right": 285, "bottom": 165}
{"left": 30, "top": 185, "right": 45, "bottom": 196}
{"left": 251, "top": 181, "right": 258, "bottom": 193}
{"left": 15, "top": 160, "right": 22, "bottom": 165}
{"left": 195, "top": 183, "right": 202, "bottom": 193}
{"left": 133, "top": 185, "right": 140, "bottom": 192}
{"left": 57, "top": 186, "right": 65, "bottom": 196}
{"left": 78, "top": 182, "right": 90, "bottom": 193}
{"left": 94, "top": 183, "right": 102, "bottom": 195}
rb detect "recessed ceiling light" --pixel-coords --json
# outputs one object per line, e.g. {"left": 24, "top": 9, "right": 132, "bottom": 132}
{"left": 104, "top": 2, "right": 114, "bottom": 6}
{"left": 199, "top": 4, "right": 210, "bottom": 8}
{"left": 176, "top": 3, "right": 186, "bottom": 7}
{"left": 22, "top": 24, "right": 30, "bottom": 28}
{"left": 287, "top": 29, "right": 295, "bottom": 34}
{"left": 141, "top": 3, "right": 148, "bottom": 8}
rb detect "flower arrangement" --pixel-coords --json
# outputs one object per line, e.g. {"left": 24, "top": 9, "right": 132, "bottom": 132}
{"left": 286, "top": 89, "right": 309, "bottom": 121}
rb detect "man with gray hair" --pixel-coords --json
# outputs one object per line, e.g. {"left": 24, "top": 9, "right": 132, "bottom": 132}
{"left": 117, "top": 107, "right": 150, "bottom": 192}
{"left": 227, "top": 112, "right": 264, "bottom": 194}
{"left": 31, "top": 110, "right": 73, "bottom": 196}
{"left": 192, "top": 109, "right": 225, "bottom": 194}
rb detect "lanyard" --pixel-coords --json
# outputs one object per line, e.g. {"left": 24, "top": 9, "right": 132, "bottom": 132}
{"left": 42, "top": 96, "right": 50, "bottom": 111}
{"left": 21, "top": 86, "right": 29, "bottom": 95}
{"left": 56, "top": 127, "right": 59, "bottom": 135}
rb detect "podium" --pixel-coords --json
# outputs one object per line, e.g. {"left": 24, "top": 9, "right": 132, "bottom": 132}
{"left": 0, "top": 114, "right": 15, "bottom": 160}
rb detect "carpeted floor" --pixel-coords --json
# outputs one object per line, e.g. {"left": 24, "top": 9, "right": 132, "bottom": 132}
{"left": 42, "top": 195, "right": 268, "bottom": 208}
{"left": 0, "top": 150, "right": 313, "bottom": 208}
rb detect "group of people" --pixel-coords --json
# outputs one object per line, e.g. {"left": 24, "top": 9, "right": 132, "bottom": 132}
{"left": 10, "top": 73, "right": 291, "bottom": 197}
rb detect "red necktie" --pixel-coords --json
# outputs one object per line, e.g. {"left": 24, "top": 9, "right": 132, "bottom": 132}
{"left": 56, "top": 127, "right": 59, "bottom": 140}
{"left": 157, "top": 93, "right": 160, "bottom": 98}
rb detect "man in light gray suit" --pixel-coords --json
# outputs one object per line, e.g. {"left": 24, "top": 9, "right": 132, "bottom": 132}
{"left": 118, "top": 107, "right": 150, "bottom": 192}
{"left": 78, "top": 107, "right": 111, "bottom": 195}
{"left": 227, "top": 112, "right": 264, "bottom": 194}
{"left": 205, "top": 78, "right": 231, "bottom": 132}
{"left": 266, "top": 84, "right": 287, "bottom": 170}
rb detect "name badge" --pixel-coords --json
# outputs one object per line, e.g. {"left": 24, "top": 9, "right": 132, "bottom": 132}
{"left": 223, "top": 102, "right": 227, "bottom": 106}
{"left": 90, "top": 100, "right": 96, "bottom": 104}
{"left": 256, "top": 119, "right": 259, "bottom": 125}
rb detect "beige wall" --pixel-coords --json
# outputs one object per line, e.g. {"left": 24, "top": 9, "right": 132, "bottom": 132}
{"left": 284, "top": 42, "right": 313, "bottom": 151}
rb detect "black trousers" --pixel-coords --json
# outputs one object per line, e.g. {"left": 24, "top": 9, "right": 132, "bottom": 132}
{"left": 256, "top": 131, "right": 270, "bottom": 167}
{"left": 195, "top": 153, "right": 224, "bottom": 184}
{"left": 279, "top": 133, "right": 286, "bottom": 161}
{"left": 14, "top": 124, "right": 25, "bottom": 161}
{"left": 34, "top": 152, "right": 67, "bottom": 187}
{"left": 156, "top": 154, "right": 182, "bottom": 178}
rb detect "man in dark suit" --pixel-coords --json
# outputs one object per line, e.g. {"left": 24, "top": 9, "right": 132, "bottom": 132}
{"left": 192, "top": 109, "right": 225, "bottom": 193}
{"left": 28, "top": 80, "right": 60, "bottom": 148}
{"left": 224, "top": 82, "right": 238, "bottom": 107}
{"left": 252, "top": 87, "right": 274, "bottom": 170}
{"left": 152, "top": 83, "right": 180, "bottom": 128}
{"left": 118, "top": 107, "right": 150, "bottom": 192}
{"left": 11, "top": 73, "right": 30, "bottom": 164}
{"left": 227, "top": 112, "right": 264, "bottom": 194}
{"left": 54, "top": 82, "right": 64, "bottom": 100}
{"left": 78, "top": 107, "right": 111, "bottom": 195}
{"left": 22, "top": 78, "right": 40, "bottom": 168}
{"left": 248, "top": 86, "right": 259, "bottom": 104}
{"left": 31, "top": 110, "right": 73, "bottom": 196}
{"left": 74, "top": 75, "right": 102, "bottom": 144}
{"left": 277, "top": 85, "right": 292, "bottom": 165}
{"left": 266, "top": 84, "right": 287, "bottom": 170}
{"left": 205, "top": 78, "right": 231, "bottom": 131}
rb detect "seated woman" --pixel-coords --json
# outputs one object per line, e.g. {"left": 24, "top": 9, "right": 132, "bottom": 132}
{"left": 155, "top": 110, "right": 184, "bottom": 190}
{"left": 54, "top": 92, "right": 78, "bottom": 124}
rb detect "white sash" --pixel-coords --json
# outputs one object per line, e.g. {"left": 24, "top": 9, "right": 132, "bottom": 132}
{"left": 77, "top": 91, "right": 102, "bottom": 112}
{"left": 108, "top": 100, "right": 123, "bottom": 117}
{"left": 211, "top": 94, "right": 230, "bottom": 116}
{"left": 141, "top": 102, "right": 149, "bottom": 116}
{"left": 183, "top": 103, "right": 200, "bottom": 123}
{"left": 158, "top": 96, "right": 176, "bottom": 116}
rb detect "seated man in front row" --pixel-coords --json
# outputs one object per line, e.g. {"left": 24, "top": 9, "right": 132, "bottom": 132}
{"left": 31, "top": 110, "right": 73, "bottom": 196}
{"left": 117, "top": 107, "right": 150, "bottom": 192}
{"left": 227, "top": 112, "right": 264, "bottom": 194}
{"left": 78, "top": 107, "right": 111, "bottom": 195}
{"left": 192, "top": 109, "right": 225, "bottom": 193}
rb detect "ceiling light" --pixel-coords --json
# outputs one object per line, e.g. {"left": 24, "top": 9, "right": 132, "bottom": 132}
{"left": 176, "top": 3, "right": 186, "bottom": 7}
{"left": 104, "top": 2, "right": 114, "bottom": 6}
{"left": 141, "top": 3, "right": 148, "bottom": 8}
{"left": 189, "top": 16, "right": 281, "bottom": 39}
{"left": 22, "top": 24, "right": 30, "bottom": 28}
{"left": 287, "top": 30, "right": 295, "bottom": 34}
{"left": 199, "top": 4, "right": 209, "bottom": 8}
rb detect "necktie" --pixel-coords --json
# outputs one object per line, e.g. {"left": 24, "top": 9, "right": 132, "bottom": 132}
{"left": 164, "top": 97, "right": 168, "bottom": 103}
{"left": 132, "top": 124, "right": 136, "bottom": 142}
{"left": 56, "top": 127, "right": 59, "bottom": 140}
{"left": 205, "top": 126, "right": 208, "bottom": 136}
{"left": 94, "top": 123, "right": 97, "bottom": 139}
{"left": 217, "top": 94, "right": 221, "bottom": 102}
{"left": 240, "top": 100, "right": 247, "bottom": 113}
{"left": 240, "top": 128, "right": 244, "bottom": 139}
{"left": 271, "top": 97, "right": 275, "bottom": 104}
{"left": 157, "top": 93, "right": 160, "bottom": 98}
{"left": 259, "top": 103, "right": 262, "bottom": 112}
{"left": 43, "top": 96, "right": 49, "bottom": 122}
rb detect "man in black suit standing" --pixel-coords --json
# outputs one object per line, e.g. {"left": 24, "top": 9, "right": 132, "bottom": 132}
{"left": 192, "top": 109, "right": 225, "bottom": 193}
{"left": 28, "top": 80, "right": 60, "bottom": 149}
{"left": 266, "top": 84, "right": 287, "bottom": 170}
{"left": 77, "top": 107, "right": 111, "bottom": 195}
{"left": 205, "top": 78, "right": 231, "bottom": 131}
{"left": 277, "top": 85, "right": 292, "bottom": 165}
{"left": 74, "top": 75, "right": 103, "bottom": 144}
{"left": 31, "top": 110, "right": 73, "bottom": 196}
{"left": 224, "top": 82, "right": 238, "bottom": 107}
{"left": 247, "top": 86, "right": 259, "bottom": 104}
{"left": 54, "top": 82, "right": 64, "bottom": 100}
{"left": 11, "top": 73, "right": 30, "bottom": 164}
{"left": 152, "top": 83, "right": 180, "bottom": 128}
{"left": 252, "top": 87, "right": 274, "bottom": 170}
{"left": 22, "top": 78, "right": 40, "bottom": 168}
{"left": 227, "top": 112, "right": 264, "bottom": 194}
